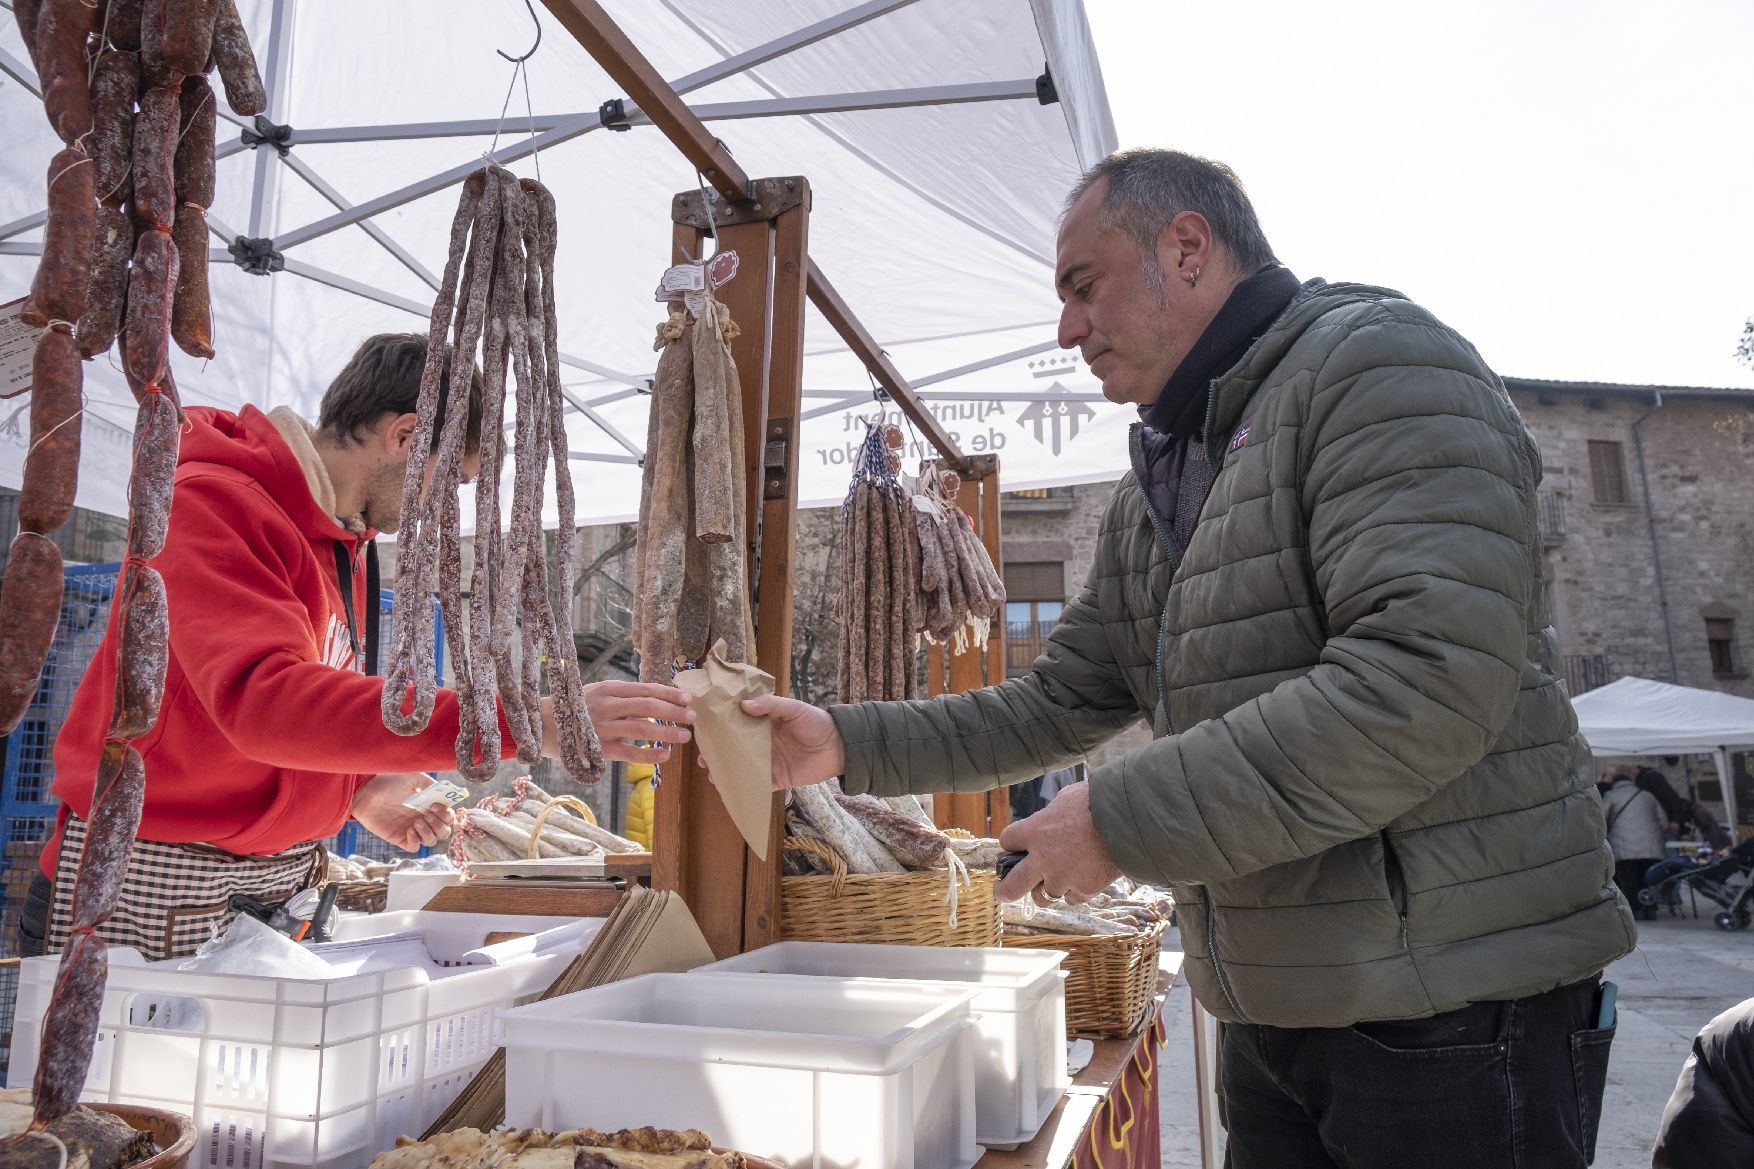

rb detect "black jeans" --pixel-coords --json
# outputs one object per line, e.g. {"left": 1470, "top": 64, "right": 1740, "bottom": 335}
{"left": 1222, "top": 976, "right": 1614, "bottom": 1168}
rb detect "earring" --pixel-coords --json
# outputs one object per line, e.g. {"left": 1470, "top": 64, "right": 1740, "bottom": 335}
{"left": 1185, "top": 267, "right": 1199, "bottom": 289}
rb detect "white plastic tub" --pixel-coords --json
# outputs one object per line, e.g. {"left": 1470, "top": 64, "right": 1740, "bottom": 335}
{"left": 501, "top": 971, "right": 981, "bottom": 1169}
{"left": 6, "top": 911, "right": 582, "bottom": 1169}
{"left": 697, "top": 942, "right": 1069, "bottom": 1147}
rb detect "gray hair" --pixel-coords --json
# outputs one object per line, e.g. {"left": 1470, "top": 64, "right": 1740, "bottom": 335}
{"left": 1065, "top": 149, "right": 1277, "bottom": 277}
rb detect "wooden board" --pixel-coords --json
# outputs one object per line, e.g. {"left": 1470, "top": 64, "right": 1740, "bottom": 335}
{"left": 422, "top": 882, "right": 625, "bottom": 918}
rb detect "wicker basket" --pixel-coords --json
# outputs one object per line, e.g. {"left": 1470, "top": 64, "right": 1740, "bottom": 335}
{"left": 1003, "top": 918, "right": 1167, "bottom": 1037}
{"left": 780, "top": 836, "right": 999, "bottom": 947}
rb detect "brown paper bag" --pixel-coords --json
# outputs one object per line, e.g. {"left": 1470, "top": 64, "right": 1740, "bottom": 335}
{"left": 675, "top": 638, "right": 775, "bottom": 859}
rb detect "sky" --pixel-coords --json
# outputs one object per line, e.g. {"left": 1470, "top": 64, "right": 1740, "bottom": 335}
{"left": 1083, "top": 0, "right": 1754, "bottom": 391}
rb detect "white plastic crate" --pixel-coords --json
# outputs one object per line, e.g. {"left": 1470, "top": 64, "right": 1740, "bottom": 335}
{"left": 6, "top": 912, "right": 580, "bottom": 1169}
{"left": 502, "top": 972, "right": 981, "bottom": 1169}
{"left": 696, "top": 942, "right": 1069, "bottom": 1148}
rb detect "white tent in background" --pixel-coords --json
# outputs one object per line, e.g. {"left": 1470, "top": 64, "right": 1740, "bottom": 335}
{"left": 0, "top": 0, "right": 1122, "bottom": 527}
{"left": 1571, "top": 675, "right": 1754, "bottom": 834}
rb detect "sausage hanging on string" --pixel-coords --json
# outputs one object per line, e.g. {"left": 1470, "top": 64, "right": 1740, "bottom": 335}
{"left": 381, "top": 167, "right": 604, "bottom": 784}
{"left": 33, "top": 0, "right": 97, "bottom": 145}
{"left": 125, "top": 389, "right": 181, "bottom": 560}
{"left": 89, "top": 49, "right": 140, "bottom": 208}
{"left": 24, "top": 147, "right": 96, "bottom": 329}
{"left": 208, "top": 0, "right": 264, "bottom": 115}
{"left": 77, "top": 206, "right": 136, "bottom": 359}
{"left": 18, "top": 324, "right": 83, "bottom": 537}
{"left": 381, "top": 171, "right": 483, "bottom": 736}
{"left": 0, "top": 533, "right": 65, "bottom": 736}
{"left": 9, "top": 0, "right": 264, "bottom": 1151}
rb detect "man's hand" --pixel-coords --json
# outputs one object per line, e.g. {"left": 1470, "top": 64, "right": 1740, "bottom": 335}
{"left": 738, "top": 695, "right": 845, "bottom": 789}
{"left": 351, "top": 772, "right": 453, "bottom": 852}
{"left": 995, "top": 781, "right": 1121, "bottom": 904}
{"left": 542, "top": 682, "right": 695, "bottom": 765}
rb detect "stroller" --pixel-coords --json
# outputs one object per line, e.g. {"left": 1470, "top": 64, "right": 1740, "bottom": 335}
{"left": 1639, "top": 837, "right": 1754, "bottom": 931}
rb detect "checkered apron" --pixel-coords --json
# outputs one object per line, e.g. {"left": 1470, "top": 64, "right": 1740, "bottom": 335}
{"left": 46, "top": 815, "right": 326, "bottom": 960}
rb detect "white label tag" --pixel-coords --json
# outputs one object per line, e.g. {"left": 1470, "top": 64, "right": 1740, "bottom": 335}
{"left": 663, "top": 262, "right": 706, "bottom": 292}
{"left": 402, "top": 779, "right": 469, "bottom": 813}
{"left": 0, "top": 298, "right": 44, "bottom": 400}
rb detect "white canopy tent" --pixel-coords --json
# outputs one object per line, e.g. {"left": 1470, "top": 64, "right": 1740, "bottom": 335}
{"left": 0, "top": 0, "right": 1123, "bottom": 526}
{"left": 1571, "top": 675, "right": 1753, "bottom": 834}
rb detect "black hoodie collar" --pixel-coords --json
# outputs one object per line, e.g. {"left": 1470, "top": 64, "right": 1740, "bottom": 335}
{"left": 1140, "top": 264, "right": 1303, "bottom": 440}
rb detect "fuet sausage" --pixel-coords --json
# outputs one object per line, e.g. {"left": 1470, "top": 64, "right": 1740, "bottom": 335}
{"left": 23, "top": 147, "right": 96, "bottom": 329}
{"left": 0, "top": 532, "right": 65, "bottom": 735}
{"left": 18, "top": 324, "right": 83, "bottom": 536}
{"left": 77, "top": 204, "right": 135, "bottom": 359}
{"left": 208, "top": 0, "right": 264, "bottom": 115}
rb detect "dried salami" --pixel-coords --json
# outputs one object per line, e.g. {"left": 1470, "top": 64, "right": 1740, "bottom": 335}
{"left": 109, "top": 566, "right": 168, "bottom": 739}
{"left": 125, "top": 388, "right": 181, "bottom": 559}
{"left": 0, "top": 533, "right": 64, "bottom": 735}
{"left": 90, "top": 48, "right": 140, "bottom": 207}
{"left": 208, "top": 0, "right": 264, "bottom": 115}
{"left": 18, "top": 324, "right": 83, "bottom": 536}
{"left": 24, "top": 147, "right": 96, "bottom": 328}
{"left": 77, "top": 204, "right": 135, "bottom": 358}
{"left": 170, "top": 207, "right": 213, "bottom": 358}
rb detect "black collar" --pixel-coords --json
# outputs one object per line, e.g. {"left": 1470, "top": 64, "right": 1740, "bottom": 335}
{"left": 1140, "top": 264, "right": 1302, "bottom": 440}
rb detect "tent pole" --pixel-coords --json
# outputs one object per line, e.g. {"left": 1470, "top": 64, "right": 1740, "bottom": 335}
{"left": 1714, "top": 747, "right": 1742, "bottom": 841}
{"left": 246, "top": 0, "right": 299, "bottom": 239}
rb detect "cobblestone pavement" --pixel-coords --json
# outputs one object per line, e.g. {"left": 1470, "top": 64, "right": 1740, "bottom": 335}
{"left": 1155, "top": 912, "right": 1752, "bottom": 1167}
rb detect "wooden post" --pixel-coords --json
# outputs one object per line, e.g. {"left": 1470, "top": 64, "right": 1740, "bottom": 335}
{"left": 922, "top": 454, "right": 1010, "bottom": 837}
{"left": 652, "top": 178, "right": 810, "bottom": 957}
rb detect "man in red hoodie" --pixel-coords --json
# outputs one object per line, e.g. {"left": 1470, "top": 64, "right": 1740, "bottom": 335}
{"left": 18, "top": 333, "right": 693, "bottom": 960}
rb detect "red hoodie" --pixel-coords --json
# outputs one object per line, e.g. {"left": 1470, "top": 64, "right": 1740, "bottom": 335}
{"left": 47, "top": 405, "right": 508, "bottom": 874}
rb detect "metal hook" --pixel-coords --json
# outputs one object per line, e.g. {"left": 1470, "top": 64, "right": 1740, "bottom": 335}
{"left": 497, "top": 0, "right": 542, "bottom": 63}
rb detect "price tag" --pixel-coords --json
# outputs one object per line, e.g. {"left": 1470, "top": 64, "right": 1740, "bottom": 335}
{"left": 0, "top": 298, "right": 44, "bottom": 400}
{"left": 654, "top": 262, "right": 706, "bottom": 303}
{"left": 706, "top": 250, "right": 739, "bottom": 289}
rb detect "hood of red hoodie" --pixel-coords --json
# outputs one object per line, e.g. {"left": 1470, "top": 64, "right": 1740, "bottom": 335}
{"left": 179, "top": 405, "right": 365, "bottom": 545}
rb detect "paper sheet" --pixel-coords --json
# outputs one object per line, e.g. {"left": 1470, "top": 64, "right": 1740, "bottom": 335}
{"left": 674, "top": 639, "right": 776, "bottom": 860}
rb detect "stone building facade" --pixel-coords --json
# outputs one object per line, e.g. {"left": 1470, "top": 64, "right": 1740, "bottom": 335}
{"left": 1504, "top": 378, "right": 1754, "bottom": 700}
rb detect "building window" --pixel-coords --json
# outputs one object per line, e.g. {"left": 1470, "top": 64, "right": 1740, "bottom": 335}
{"left": 1002, "top": 561, "right": 1065, "bottom": 676}
{"left": 1587, "top": 440, "right": 1629, "bottom": 504}
{"left": 1707, "top": 618, "right": 1740, "bottom": 676}
{"left": 1006, "top": 487, "right": 1073, "bottom": 500}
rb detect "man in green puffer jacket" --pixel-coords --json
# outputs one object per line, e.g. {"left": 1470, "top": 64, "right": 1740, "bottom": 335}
{"left": 741, "top": 150, "right": 1636, "bottom": 1167}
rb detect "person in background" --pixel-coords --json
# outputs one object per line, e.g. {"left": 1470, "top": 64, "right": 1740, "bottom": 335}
{"left": 623, "top": 762, "right": 657, "bottom": 850}
{"left": 18, "top": 333, "right": 693, "bottom": 962}
{"left": 1635, "top": 764, "right": 1690, "bottom": 838}
{"left": 1603, "top": 766, "right": 1668, "bottom": 921}
{"left": 740, "top": 148, "right": 1633, "bottom": 1167}
{"left": 1651, "top": 996, "right": 1754, "bottom": 1167}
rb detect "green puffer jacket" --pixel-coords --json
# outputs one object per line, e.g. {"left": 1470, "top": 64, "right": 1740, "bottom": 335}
{"left": 833, "top": 281, "right": 1636, "bottom": 1028}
